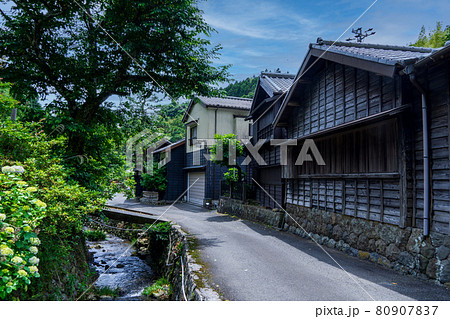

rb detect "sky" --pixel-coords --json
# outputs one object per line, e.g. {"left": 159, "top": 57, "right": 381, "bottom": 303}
{"left": 199, "top": 0, "right": 450, "bottom": 81}
{"left": 2, "top": 0, "right": 449, "bottom": 105}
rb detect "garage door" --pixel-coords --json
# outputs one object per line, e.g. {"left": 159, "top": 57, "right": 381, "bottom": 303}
{"left": 187, "top": 171, "right": 205, "bottom": 205}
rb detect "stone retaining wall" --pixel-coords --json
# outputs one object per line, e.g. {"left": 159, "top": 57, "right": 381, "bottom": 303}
{"left": 160, "top": 224, "right": 220, "bottom": 301}
{"left": 86, "top": 215, "right": 220, "bottom": 300}
{"left": 216, "top": 198, "right": 450, "bottom": 286}
{"left": 217, "top": 197, "right": 284, "bottom": 228}
{"left": 283, "top": 204, "right": 450, "bottom": 286}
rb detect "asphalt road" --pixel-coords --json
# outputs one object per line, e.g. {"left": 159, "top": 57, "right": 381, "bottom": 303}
{"left": 109, "top": 195, "right": 450, "bottom": 301}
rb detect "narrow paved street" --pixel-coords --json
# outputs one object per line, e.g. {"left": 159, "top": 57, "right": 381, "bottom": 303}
{"left": 109, "top": 195, "right": 450, "bottom": 301}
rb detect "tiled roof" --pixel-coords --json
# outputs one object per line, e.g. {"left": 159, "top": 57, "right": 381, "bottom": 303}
{"left": 260, "top": 72, "right": 295, "bottom": 97}
{"left": 414, "top": 43, "right": 450, "bottom": 68}
{"left": 311, "top": 40, "right": 436, "bottom": 65}
{"left": 153, "top": 139, "right": 185, "bottom": 153}
{"left": 198, "top": 96, "right": 252, "bottom": 110}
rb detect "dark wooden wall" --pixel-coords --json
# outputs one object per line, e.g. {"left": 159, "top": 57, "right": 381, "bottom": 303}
{"left": 295, "top": 119, "right": 399, "bottom": 176}
{"left": 413, "top": 59, "right": 450, "bottom": 234}
{"left": 284, "top": 60, "right": 411, "bottom": 228}
{"left": 251, "top": 96, "right": 285, "bottom": 208}
{"left": 284, "top": 57, "right": 450, "bottom": 235}
{"left": 163, "top": 144, "right": 186, "bottom": 201}
{"left": 256, "top": 165, "right": 283, "bottom": 209}
{"left": 288, "top": 62, "right": 400, "bottom": 139}
{"left": 285, "top": 118, "right": 406, "bottom": 226}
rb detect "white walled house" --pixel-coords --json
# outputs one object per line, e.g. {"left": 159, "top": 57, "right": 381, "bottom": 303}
{"left": 182, "top": 96, "right": 252, "bottom": 206}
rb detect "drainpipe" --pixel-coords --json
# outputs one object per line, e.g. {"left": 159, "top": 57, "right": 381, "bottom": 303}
{"left": 213, "top": 108, "right": 218, "bottom": 199}
{"left": 409, "top": 73, "right": 430, "bottom": 236}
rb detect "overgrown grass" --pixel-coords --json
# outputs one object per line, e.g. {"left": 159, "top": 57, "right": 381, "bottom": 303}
{"left": 26, "top": 233, "right": 95, "bottom": 300}
{"left": 142, "top": 278, "right": 172, "bottom": 299}
{"left": 146, "top": 222, "right": 172, "bottom": 241}
{"left": 94, "top": 286, "right": 120, "bottom": 298}
{"left": 84, "top": 229, "right": 107, "bottom": 241}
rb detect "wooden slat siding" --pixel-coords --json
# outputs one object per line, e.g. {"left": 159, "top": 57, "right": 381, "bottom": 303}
{"left": 285, "top": 60, "right": 405, "bottom": 227}
{"left": 332, "top": 180, "right": 336, "bottom": 212}
{"left": 344, "top": 66, "right": 354, "bottom": 122}
{"left": 333, "top": 63, "right": 337, "bottom": 127}
{"left": 368, "top": 72, "right": 380, "bottom": 116}
{"left": 412, "top": 60, "right": 450, "bottom": 234}
{"left": 366, "top": 179, "right": 370, "bottom": 220}
{"left": 354, "top": 179, "right": 359, "bottom": 217}
{"left": 380, "top": 179, "right": 385, "bottom": 222}
{"left": 297, "top": 119, "right": 398, "bottom": 176}
{"left": 428, "top": 60, "right": 450, "bottom": 234}
{"left": 286, "top": 119, "right": 401, "bottom": 225}
{"left": 341, "top": 64, "right": 347, "bottom": 126}
{"left": 353, "top": 67, "right": 357, "bottom": 121}
{"left": 356, "top": 69, "right": 367, "bottom": 119}
{"left": 285, "top": 177, "right": 401, "bottom": 224}
{"left": 290, "top": 62, "right": 396, "bottom": 140}
{"left": 305, "top": 85, "right": 310, "bottom": 133}
{"left": 323, "top": 62, "right": 327, "bottom": 131}
{"left": 320, "top": 66, "right": 326, "bottom": 131}
{"left": 398, "top": 114, "right": 408, "bottom": 228}
{"left": 326, "top": 63, "right": 334, "bottom": 129}
{"left": 382, "top": 77, "right": 395, "bottom": 111}
{"left": 366, "top": 71, "right": 370, "bottom": 117}
{"left": 379, "top": 76, "right": 383, "bottom": 113}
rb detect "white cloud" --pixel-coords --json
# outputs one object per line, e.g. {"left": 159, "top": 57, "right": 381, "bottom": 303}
{"left": 201, "top": 0, "right": 450, "bottom": 80}
{"left": 202, "top": 0, "right": 319, "bottom": 41}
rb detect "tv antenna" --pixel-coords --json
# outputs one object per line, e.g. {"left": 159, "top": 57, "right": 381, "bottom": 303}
{"left": 346, "top": 27, "right": 376, "bottom": 43}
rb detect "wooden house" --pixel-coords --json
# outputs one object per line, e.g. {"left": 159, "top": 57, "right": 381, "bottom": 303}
{"left": 183, "top": 96, "right": 252, "bottom": 206}
{"left": 273, "top": 39, "right": 450, "bottom": 239}
{"left": 246, "top": 71, "right": 295, "bottom": 208}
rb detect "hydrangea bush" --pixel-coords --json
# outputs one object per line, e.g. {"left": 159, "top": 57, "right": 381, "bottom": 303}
{"left": 0, "top": 166, "right": 45, "bottom": 299}
{"left": 1, "top": 84, "right": 106, "bottom": 299}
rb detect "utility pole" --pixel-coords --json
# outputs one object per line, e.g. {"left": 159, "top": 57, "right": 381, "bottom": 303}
{"left": 346, "top": 27, "right": 376, "bottom": 43}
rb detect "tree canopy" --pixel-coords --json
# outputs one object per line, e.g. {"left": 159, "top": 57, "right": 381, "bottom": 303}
{"left": 0, "top": 0, "right": 228, "bottom": 188}
{"left": 223, "top": 76, "right": 258, "bottom": 98}
{"left": 410, "top": 22, "right": 450, "bottom": 48}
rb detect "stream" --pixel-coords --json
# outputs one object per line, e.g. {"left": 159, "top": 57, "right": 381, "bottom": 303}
{"left": 87, "top": 233, "right": 154, "bottom": 300}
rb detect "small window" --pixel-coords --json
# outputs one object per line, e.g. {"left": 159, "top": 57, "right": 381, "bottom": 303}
{"left": 189, "top": 125, "right": 197, "bottom": 146}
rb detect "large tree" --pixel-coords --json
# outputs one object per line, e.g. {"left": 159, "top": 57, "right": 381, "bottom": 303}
{"left": 0, "top": 0, "right": 228, "bottom": 186}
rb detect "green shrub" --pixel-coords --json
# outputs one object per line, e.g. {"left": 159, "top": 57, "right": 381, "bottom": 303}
{"left": 0, "top": 166, "right": 45, "bottom": 299}
{"left": 223, "top": 167, "right": 246, "bottom": 185}
{"left": 141, "top": 163, "right": 167, "bottom": 192}
{"left": 84, "top": 230, "right": 107, "bottom": 241}
{"left": 142, "top": 277, "right": 171, "bottom": 299}
{"left": 210, "top": 133, "right": 244, "bottom": 166}
{"left": 146, "top": 222, "right": 172, "bottom": 241}
{"left": 0, "top": 116, "right": 105, "bottom": 299}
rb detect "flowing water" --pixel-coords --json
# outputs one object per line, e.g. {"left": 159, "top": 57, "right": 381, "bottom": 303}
{"left": 87, "top": 234, "right": 154, "bottom": 300}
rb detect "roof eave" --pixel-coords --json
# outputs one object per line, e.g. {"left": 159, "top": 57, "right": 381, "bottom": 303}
{"left": 309, "top": 47, "right": 397, "bottom": 78}
{"left": 205, "top": 104, "right": 251, "bottom": 111}
{"left": 413, "top": 45, "right": 450, "bottom": 68}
